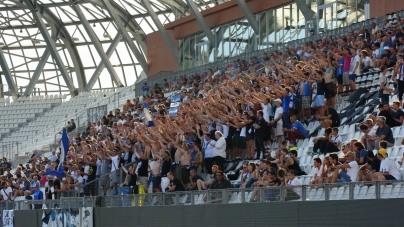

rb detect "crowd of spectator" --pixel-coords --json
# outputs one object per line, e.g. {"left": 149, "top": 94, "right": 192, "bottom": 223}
{"left": 0, "top": 13, "right": 404, "bottom": 205}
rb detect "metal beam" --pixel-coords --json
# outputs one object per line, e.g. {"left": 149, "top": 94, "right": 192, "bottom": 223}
{"left": 84, "top": 34, "right": 122, "bottom": 91}
{"left": 293, "top": 0, "right": 315, "bottom": 20}
{"left": 70, "top": 0, "right": 123, "bottom": 87}
{"left": 22, "top": 0, "right": 76, "bottom": 95}
{"left": 185, "top": 0, "right": 215, "bottom": 45}
{"left": 23, "top": 49, "right": 50, "bottom": 97}
{"left": 102, "top": 0, "right": 147, "bottom": 73}
{"left": 0, "top": 48, "right": 18, "bottom": 101}
{"left": 235, "top": 0, "right": 260, "bottom": 35}
{"left": 142, "top": 0, "right": 179, "bottom": 60}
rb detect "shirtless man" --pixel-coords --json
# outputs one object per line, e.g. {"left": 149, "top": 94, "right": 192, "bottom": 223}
{"left": 323, "top": 56, "right": 336, "bottom": 107}
{"left": 179, "top": 145, "right": 192, "bottom": 188}
{"left": 173, "top": 147, "right": 183, "bottom": 181}
{"left": 151, "top": 150, "right": 162, "bottom": 193}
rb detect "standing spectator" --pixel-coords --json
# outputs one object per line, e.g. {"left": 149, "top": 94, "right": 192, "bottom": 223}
{"left": 367, "top": 116, "right": 395, "bottom": 150}
{"left": 105, "top": 148, "right": 121, "bottom": 195}
{"left": 254, "top": 110, "right": 267, "bottom": 159}
{"left": 349, "top": 47, "right": 360, "bottom": 91}
{"left": 142, "top": 83, "right": 149, "bottom": 95}
{"left": 379, "top": 66, "right": 393, "bottom": 104}
{"left": 33, "top": 184, "right": 44, "bottom": 209}
{"left": 270, "top": 99, "right": 284, "bottom": 148}
{"left": 211, "top": 131, "right": 226, "bottom": 171}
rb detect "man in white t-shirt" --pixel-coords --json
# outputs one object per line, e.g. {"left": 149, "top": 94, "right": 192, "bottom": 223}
{"left": 0, "top": 182, "right": 12, "bottom": 201}
{"left": 71, "top": 169, "right": 84, "bottom": 197}
{"left": 330, "top": 152, "right": 358, "bottom": 182}
{"left": 270, "top": 99, "right": 284, "bottom": 148}
{"left": 349, "top": 47, "right": 360, "bottom": 91}
{"left": 283, "top": 170, "right": 302, "bottom": 201}
{"left": 371, "top": 146, "right": 401, "bottom": 181}
{"left": 310, "top": 157, "right": 323, "bottom": 184}
{"left": 105, "top": 148, "right": 120, "bottom": 195}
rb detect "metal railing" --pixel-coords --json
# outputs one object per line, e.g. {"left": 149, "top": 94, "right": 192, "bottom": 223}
{"left": 3, "top": 180, "right": 404, "bottom": 210}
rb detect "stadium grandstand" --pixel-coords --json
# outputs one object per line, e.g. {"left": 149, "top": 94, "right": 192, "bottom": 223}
{"left": 0, "top": 0, "right": 403, "bottom": 226}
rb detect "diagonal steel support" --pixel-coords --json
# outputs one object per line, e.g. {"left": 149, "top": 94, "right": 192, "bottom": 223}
{"left": 84, "top": 34, "right": 122, "bottom": 91}
{"left": 0, "top": 48, "right": 18, "bottom": 101}
{"left": 185, "top": 0, "right": 215, "bottom": 45}
{"left": 143, "top": 0, "right": 179, "bottom": 60}
{"left": 293, "top": 0, "right": 315, "bottom": 20}
{"left": 102, "top": 0, "right": 147, "bottom": 73}
{"left": 22, "top": 0, "right": 76, "bottom": 95}
{"left": 23, "top": 49, "right": 51, "bottom": 97}
{"left": 235, "top": 0, "right": 260, "bottom": 35}
{"left": 70, "top": 0, "right": 123, "bottom": 87}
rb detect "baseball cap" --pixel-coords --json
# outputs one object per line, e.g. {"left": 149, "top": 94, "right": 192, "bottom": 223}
{"left": 378, "top": 148, "right": 387, "bottom": 159}
{"left": 274, "top": 98, "right": 282, "bottom": 104}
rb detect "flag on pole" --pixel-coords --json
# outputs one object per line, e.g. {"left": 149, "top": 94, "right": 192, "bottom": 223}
{"left": 45, "top": 128, "right": 69, "bottom": 177}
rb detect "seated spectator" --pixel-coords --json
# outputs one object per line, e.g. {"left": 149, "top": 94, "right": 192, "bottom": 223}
{"left": 311, "top": 127, "right": 339, "bottom": 154}
{"left": 358, "top": 150, "right": 381, "bottom": 181}
{"left": 123, "top": 100, "right": 133, "bottom": 112}
{"left": 210, "top": 171, "right": 232, "bottom": 190}
{"left": 353, "top": 142, "right": 368, "bottom": 165}
{"left": 282, "top": 115, "right": 307, "bottom": 141}
{"left": 330, "top": 151, "right": 359, "bottom": 183}
{"left": 197, "top": 165, "right": 218, "bottom": 190}
{"left": 359, "top": 119, "right": 378, "bottom": 147}
{"left": 0, "top": 182, "right": 12, "bottom": 201}
{"left": 367, "top": 116, "right": 395, "bottom": 150}
{"left": 371, "top": 141, "right": 401, "bottom": 181}
{"left": 310, "top": 157, "right": 323, "bottom": 184}
{"left": 166, "top": 172, "right": 185, "bottom": 192}
{"left": 239, "top": 162, "right": 256, "bottom": 188}
{"left": 392, "top": 100, "right": 404, "bottom": 126}
{"left": 284, "top": 150, "right": 304, "bottom": 176}
{"left": 186, "top": 169, "right": 203, "bottom": 191}
{"left": 281, "top": 170, "right": 302, "bottom": 201}
{"left": 378, "top": 103, "right": 396, "bottom": 128}
{"left": 317, "top": 102, "right": 340, "bottom": 128}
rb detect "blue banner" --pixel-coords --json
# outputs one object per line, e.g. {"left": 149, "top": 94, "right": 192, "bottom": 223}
{"left": 169, "top": 106, "right": 179, "bottom": 116}
{"left": 171, "top": 95, "right": 181, "bottom": 103}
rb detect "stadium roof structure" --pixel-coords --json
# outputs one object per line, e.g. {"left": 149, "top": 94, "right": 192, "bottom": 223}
{"left": 0, "top": 0, "right": 229, "bottom": 99}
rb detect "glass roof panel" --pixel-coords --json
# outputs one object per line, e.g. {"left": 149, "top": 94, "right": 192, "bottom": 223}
{"left": 0, "top": 0, "right": 225, "bottom": 99}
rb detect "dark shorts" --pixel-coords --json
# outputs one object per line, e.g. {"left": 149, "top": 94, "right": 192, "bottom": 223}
{"left": 349, "top": 74, "right": 356, "bottom": 81}
{"left": 240, "top": 136, "right": 247, "bottom": 150}
{"left": 152, "top": 175, "right": 162, "bottom": 189}
{"left": 233, "top": 133, "right": 241, "bottom": 148}
{"left": 226, "top": 137, "right": 233, "bottom": 149}
{"left": 337, "top": 75, "right": 343, "bottom": 85}
{"left": 325, "top": 82, "right": 335, "bottom": 98}
{"left": 181, "top": 167, "right": 190, "bottom": 184}
{"left": 331, "top": 120, "right": 341, "bottom": 127}
{"left": 296, "top": 97, "right": 302, "bottom": 110}
{"left": 385, "top": 175, "right": 396, "bottom": 180}
{"left": 302, "top": 96, "right": 311, "bottom": 109}
{"left": 246, "top": 134, "right": 255, "bottom": 141}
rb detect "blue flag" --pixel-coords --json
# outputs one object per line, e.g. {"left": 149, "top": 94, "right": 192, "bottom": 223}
{"left": 45, "top": 128, "right": 69, "bottom": 177}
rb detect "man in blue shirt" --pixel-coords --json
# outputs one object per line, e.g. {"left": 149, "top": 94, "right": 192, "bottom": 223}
{"left": 33, "top": 184, "right": 44, "bottom": 209}
{"left": 141, "top": 83, "right": 149, "bottom": 95}
{"left": 283, "top": 115, "right": 306, "bottom": 142}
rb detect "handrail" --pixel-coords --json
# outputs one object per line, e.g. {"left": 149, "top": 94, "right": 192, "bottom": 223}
{"left": 3, "top": 180, "right": 403, "bottom": 210}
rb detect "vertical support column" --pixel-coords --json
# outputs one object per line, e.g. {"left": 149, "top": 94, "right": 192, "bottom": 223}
{"left": 0, "top": 48, "right": 18, "bottom": 101}
{"left": 70, "top": 0, "right": 124, "bottom": 87}
{"left": 23, "top": 49, "right": 50, "bottom": 97}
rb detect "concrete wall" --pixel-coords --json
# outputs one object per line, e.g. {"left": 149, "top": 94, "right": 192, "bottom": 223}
{"left": 14, "top": 198, "right": 404, "bottom": 227}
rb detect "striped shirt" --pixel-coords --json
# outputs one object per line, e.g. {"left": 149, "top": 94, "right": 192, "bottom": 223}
{"left": 398, "top": 63, "right": 404, "bottom": 81}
